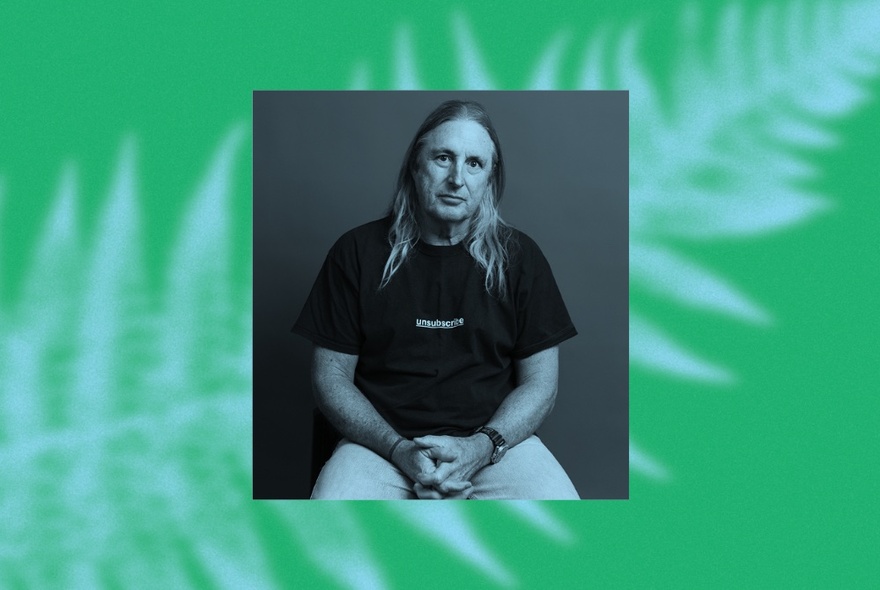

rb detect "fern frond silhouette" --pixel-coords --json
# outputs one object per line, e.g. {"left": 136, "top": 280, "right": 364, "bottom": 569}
{"left": 0, "top": 127, "right": 263, "bottom": 588}
{"left": 3, "top": 2, "right": 879, "bottom": 588}
{"left": 351, "top": 2, "right": 880, "bottom": 482}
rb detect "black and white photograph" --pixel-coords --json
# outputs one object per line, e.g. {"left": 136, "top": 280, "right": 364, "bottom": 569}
{"left": 253, "top": 91, "right": 628, "bottom": 499}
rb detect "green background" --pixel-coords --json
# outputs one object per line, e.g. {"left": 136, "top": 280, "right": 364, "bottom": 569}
{"left": 1, "top": 1, "right": 877, "bottom": 587}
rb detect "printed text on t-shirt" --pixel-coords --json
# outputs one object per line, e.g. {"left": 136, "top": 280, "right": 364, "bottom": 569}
{"left": 415, "top": 318, "right": 465, "bottom": 329}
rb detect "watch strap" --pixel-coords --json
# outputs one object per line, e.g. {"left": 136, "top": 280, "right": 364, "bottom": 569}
{"left": 473, "top": 426, "right": 507, "bottom": 463}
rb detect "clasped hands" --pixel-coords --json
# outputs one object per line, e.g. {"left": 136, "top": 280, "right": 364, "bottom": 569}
{"left": 393, "top": 434, "right": 493, "bottom": 499}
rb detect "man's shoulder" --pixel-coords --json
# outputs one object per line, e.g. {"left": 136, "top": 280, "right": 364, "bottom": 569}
{"left": 507, "top": 226, "right": 538, "bottom": 248}
{"left": 338, "top": 216, "right": 391, "bottom": 240}
{"left": 329, "top": 216, "right": 391, "bottom": 253}
{"left": 505, "top": 225, "right": 545, "bottom": 264}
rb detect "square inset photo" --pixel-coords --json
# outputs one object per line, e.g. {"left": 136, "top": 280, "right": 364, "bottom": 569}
{"left": 253, "top": 91, "right": 628, "bottom": 499}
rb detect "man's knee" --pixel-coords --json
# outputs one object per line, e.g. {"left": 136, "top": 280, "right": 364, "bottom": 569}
{"left": 469, "top": 435, "right": 580, "bottom": 500}
{"left": 311, "top": 439, "right": 416, "bottom": 500}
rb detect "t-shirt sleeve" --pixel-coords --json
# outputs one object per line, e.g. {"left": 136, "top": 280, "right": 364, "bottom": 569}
{"left": 510, "top": 235, "right": 578, "bottom": 359}
{"left": 291, "top": 236, "right": 362, "bottom": 355}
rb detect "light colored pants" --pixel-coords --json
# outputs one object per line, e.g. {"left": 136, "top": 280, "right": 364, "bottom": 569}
{"left": 311, "top": 435, "right": 580, "bottom": 500}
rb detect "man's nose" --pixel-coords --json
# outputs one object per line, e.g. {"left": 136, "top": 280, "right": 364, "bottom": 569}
{"left": 447, "top": 161, "right": 464, "bottom": 187}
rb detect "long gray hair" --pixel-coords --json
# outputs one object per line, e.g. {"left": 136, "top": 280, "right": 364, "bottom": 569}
{"left": 380, "top": 100, "right": 514, "bottom": 299}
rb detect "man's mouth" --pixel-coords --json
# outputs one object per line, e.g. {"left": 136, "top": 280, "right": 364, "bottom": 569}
{"left": 438, "top": 194, "right": 465, "bottom": 204}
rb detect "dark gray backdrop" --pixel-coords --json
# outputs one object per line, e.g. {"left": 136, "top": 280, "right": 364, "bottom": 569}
{"left": 253, "top": 91, "right": 628, "bottom": 499}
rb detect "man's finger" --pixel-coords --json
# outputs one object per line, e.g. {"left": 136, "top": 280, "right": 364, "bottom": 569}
{"left": 421, "top": 460, "right": 459, "bottom": 486}
{"left": 413, "top": 483, "right": 444, "bottom": 500}
{"left": 415, "top": 468, "right": 447, "bottom": 487}
{"left": 436, "top": 479, "right": 472, "bottom": 494}
{"left": 420, "top": 445, "right": 457, "bottom": 462}
{"left": 412, "top": 436, "right": 444, "bottom": 448}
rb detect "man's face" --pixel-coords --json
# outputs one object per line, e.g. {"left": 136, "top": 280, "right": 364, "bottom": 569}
{"left": 412, "top": 119, "right": 495, "bottom": 238}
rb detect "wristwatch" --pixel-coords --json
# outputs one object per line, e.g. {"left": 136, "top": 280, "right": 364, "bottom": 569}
{"left": 473, "top": 426, "right": 508, "bottom": 464}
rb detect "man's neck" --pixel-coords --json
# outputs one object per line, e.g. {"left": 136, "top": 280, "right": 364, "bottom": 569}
{"left": 422, "top": 233, "right": 464, "bottom": 246}
{"left": 418, "top": 216, "right": 469, "bottom": 246}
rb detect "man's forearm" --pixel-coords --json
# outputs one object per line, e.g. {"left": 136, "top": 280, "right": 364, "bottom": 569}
{"left": 312, "top": 346, "right": 442, "bottom": 488}
{"left": 484, "top": 380, "right": 556, "bottom": 449}
{"left": 312, "top": 347, "right": 401, "bottom": 461}
{"left": 316, "top": 379, "right": 403, "bottom": 459}
{"left": 484, "top": 346, "right": 559, "bottom": 449}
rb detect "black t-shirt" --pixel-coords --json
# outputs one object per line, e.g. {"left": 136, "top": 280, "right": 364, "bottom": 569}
{"left": 293, "top": 217, "right": 577, "bottom": 438}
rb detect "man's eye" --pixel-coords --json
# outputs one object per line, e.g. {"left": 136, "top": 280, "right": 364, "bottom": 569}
{"left": 436, "top": 155, "right": 450, "bottom": 163}
{"left": 467, "top": 159, "right": 482, "bottom": 169}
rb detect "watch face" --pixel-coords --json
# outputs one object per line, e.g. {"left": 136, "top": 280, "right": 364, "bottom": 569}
{"left": 491, "top": 444, "right": 508, "bottom": 464}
